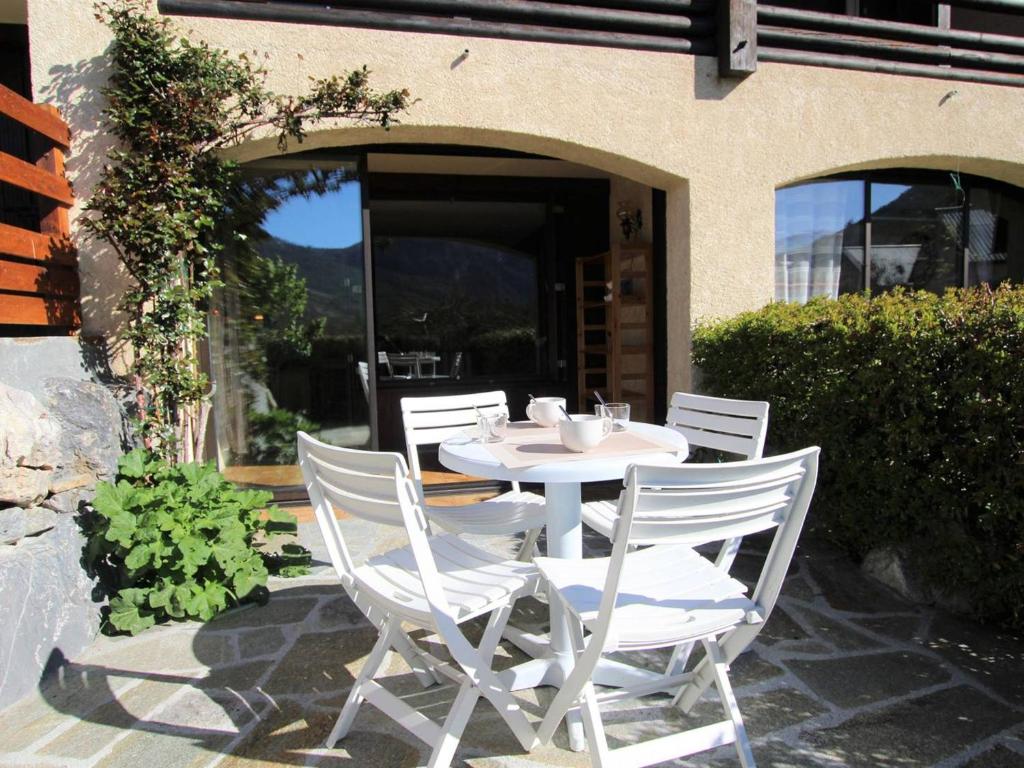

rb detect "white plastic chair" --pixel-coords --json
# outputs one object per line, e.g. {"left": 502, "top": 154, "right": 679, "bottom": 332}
{"left": 583, "top": 392, "right": 770, "bottom": 571}
{"left": 377, "top": 350, "right": 395, "bottom": 377}
{"left": 535, "top": 447, "right": 820, "bottom": 768}
{"left": 400, "top": 391, "right": 546, "bottom": 560}
{"left": 297, "top": 432, "right": 542, "bottom": 767}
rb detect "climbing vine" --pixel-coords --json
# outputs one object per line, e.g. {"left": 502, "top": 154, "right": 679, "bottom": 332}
{"left": 85, "top": 0, "right": 410, "bottom": 460}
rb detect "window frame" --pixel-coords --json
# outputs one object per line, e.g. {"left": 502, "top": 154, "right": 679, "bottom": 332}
{"left": 777, "top": 168, "right": 1024, "bottom": 298}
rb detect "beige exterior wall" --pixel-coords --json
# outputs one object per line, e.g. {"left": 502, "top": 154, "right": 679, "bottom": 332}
{"left": 25, "top": 0, "right": 1024, "bottom": 393}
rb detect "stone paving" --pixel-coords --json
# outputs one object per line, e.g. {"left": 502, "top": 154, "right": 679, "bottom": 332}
{"left": 0, "top": 515, "right": 1022, "bottom": 768}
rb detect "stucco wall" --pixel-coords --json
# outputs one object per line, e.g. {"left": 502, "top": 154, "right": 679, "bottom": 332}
{"left": 26, "top": 0, "right": 1024, "bottom": 394}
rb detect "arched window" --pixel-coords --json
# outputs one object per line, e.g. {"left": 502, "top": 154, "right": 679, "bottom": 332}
{"left": 775, "top": 170, "right": 1024, "bottom": 302}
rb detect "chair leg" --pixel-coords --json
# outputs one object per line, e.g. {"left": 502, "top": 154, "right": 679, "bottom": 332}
{"left": 674, "top": 625, "right": 758, "bottom": 714}
{"left": 427, "top": 679, "right": 480, "bottom": 768}
{"left": 578, "top": 680, "right": 613, "bottom": 768}
{"left": 441, "top": 608, "right": 538, "bottom": 752}
{"left": 664, "top": 641, "right": 695, "bottom": 677}
{"left": 537, "top": 616, "right": 604, "bottom": 746}
{"left": 704, "top": 638, "right": 756, "bottom": 768}
{"left": 392, "top": 626, "right": 444, "bottom": 687}
{"left": 327, "top": 618, "right": 397, "bottom": 746}
{"left": 430, "top": 598, "right": 532, "bottom": 766}
{"left": 516, "top": 526, "right": 542, "bottom": 562}
{"left": 715, "top": 537, "right": 742, "bottom": 571}
{"left": 359, "top": 592, "right": 438, "bottom": 687}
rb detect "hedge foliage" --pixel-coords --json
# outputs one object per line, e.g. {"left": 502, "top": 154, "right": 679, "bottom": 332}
{"left": 692, "top": 286, "right": 1024, "bottom": 628}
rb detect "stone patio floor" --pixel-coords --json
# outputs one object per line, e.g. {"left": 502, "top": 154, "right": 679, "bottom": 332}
{"left": 1, "top": 514, "right": 1022, "bottom": 768}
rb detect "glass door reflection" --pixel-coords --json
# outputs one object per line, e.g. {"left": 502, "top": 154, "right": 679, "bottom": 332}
{"left": 209, "top": 159, "right": 369, "bottom": 493}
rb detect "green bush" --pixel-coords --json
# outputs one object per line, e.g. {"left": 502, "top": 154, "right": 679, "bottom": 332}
{"left": 247, "top": 407, "right": 320, "bottom": 464}
{"left": 466, "top": 327, "right": 538, "bottom": 376}
{"left": 692, "top": 286, "right": 1024, "bottom": 628}
{"left": 85, "top": 449, "right": 310, "bottom": 635}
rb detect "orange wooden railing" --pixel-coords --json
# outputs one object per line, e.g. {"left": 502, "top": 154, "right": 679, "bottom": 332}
{"left": 0, "top": 83, "right": 79, "bottom": 330}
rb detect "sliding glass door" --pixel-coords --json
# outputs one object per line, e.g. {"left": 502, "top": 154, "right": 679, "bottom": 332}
{"left": 208, "top": 157, "right": 370, "bottom": 492}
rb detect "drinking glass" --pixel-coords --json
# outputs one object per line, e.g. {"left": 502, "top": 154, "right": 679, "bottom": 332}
{"left": 477, "top": 413, "right": 509, "bottom": 443}
{"left": 597, "top": 402, "right": 630, "bottom": 432}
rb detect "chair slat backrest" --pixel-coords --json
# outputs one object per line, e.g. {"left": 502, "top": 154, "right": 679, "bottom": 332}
{"left": 298, "top": 432, "right": 414, "bottom": 578}
{"left": 614, "top": 457, "right": 810, "bottom": 547}
{"left": 592, "top": 448, "right": 820, "bottom": 649}
{"left": 665, "top": 392, "right": 769, "bottom": 460}
{"left": 400, "top": 391, "right": 512, "bottom": 497}
{"left": 297, "top": 432, "right": 457, "bottom": 624}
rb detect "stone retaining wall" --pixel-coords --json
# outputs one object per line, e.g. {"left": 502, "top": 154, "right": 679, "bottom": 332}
{"left": 0, "top": 337, "right": 129, "bottom": 710}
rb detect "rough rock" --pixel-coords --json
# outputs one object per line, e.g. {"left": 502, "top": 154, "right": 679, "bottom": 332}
{"left": 40, "top": 487, "right": 93, "bottom": 515}
{"left": 0, "top": 515, "right": 100, "bottom": 709}
{"left": 0, "top": 467, "right": 52, "bottom": 509}
{"left": 1, "top": 506, "right": 58, "bottom": 544}
{"left": 0, "top": 385, "right": 58, "bottom": 506}
{"left": 862, "top": 546, "right": 970, "bottom": 616}
{"left": 42, "top": 377, "right": 127, "bottom": 492}
{"left": 0, "top": 506, "right": 26, "bottom": 544}
{"left": 861, "top": 546, "right": 928, "bottom": 604}
{"left": 0, "top": 384, "right": 59, "bottom": 469}
{"left": 24, "top": 507, "right": 58, "bottom": 538}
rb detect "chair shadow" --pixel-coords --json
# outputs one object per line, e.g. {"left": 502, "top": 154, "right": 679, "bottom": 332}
{"left": 34, "top": 585, "right": 428, "bottom": 766}
{"left": 35, "top": 583, "right": 551, "bottom": 766}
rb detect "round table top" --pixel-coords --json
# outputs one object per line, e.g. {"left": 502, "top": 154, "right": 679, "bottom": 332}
{"left": 438, "top": 421, "right": 689, "bottom": 485}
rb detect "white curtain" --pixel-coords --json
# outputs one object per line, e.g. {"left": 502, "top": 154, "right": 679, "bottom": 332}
{"left": 775, "top": 182, "right": 862, "bottom": 303}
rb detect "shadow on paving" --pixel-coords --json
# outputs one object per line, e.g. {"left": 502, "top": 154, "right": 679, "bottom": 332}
{"left": 13, "top": 533, "right": 1024, "bottom": 768}
{"left": 31, "top": 584, "right": 440, "bottom": 766}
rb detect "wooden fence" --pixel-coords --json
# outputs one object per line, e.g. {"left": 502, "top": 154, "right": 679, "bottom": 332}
{"left": 0, "top": 83, "right": 78, "bottom": 331}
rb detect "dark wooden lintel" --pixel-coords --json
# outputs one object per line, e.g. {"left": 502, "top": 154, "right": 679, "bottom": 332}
{"left": 158, "top": 0, "right": 716, "bottom": 55}
{"left": 717, "top": 0, "right": 757, "bottom": 78}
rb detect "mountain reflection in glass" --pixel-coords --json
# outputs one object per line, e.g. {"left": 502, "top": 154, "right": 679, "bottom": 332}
{"left": 870, "top": 182, "right": 961, "bottom": 294}
{"left": 371, "top": 199, "right": 544, "bottom": 381}
{"left": 209, "top": 162, "right": 369, "bottom": 485}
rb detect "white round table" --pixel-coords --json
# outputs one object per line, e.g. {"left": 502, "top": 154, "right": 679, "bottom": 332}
{"left": 439, "top": 421, "right": 688, "bottom": 751}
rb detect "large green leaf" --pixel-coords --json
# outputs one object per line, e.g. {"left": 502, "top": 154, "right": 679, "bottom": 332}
{"left": 108, "top": 589, "right": 157, "bottom": 635}
{"left": 177, "top": 535, "right": 212, "bottom": 577}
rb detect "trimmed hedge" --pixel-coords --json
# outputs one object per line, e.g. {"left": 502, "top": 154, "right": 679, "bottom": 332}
{"left": 692, "top": 286, "right": 1024, "bottom": 628}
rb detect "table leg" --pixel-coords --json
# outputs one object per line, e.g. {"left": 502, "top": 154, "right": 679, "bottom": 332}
{"left": 501, "top": 482, "right": 665, "bottom": 751}
{"left": 544, "top": 482, "right": 586, "bottom": 751}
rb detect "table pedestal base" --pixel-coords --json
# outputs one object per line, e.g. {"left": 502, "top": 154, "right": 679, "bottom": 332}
{"left": 499, "top": 482, "right": 668, "bottom": 752}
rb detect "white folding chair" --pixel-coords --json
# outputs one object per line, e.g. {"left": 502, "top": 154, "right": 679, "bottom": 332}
{"left": 583, "top": 392, "right": 770, "bottom": 571}
{"left": 297, "top": 432, "right": 542, "bottom": 767}
{"left": 400, "top": 391, "right": 546, "bottom": 561}
{"left": 536, "top": 447, "right": 820, "bottom": 768}
{"left": 377, "top": 350, "right": 395, "bottom": 376}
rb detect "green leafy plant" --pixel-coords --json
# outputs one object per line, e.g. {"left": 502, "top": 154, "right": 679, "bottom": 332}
{"left": 692, "top": 285, "right": 1024, "bottom": 629}
{"left": 85, "top": 1, "right": 410, "bottom": 461}
{"left": 85, "top": 449, "right": 311, "bottom": 635}
{"left": 247, "top": 407, "right": 320, "bottom": 465}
